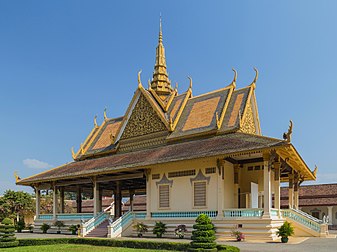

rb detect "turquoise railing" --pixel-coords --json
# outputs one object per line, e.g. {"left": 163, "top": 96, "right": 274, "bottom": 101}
{"left": 270, "top": 209, "right": 279, "bottom": 217}
{"left": 151, "top": 211, "right": 218, "bottom": 218}
{"left": 223, "top": 209, "right": 263, "bottom": 218}
{"left": 84, "top": 212, "right": 109, "bottom": 235}
{"left": 111, "top": 211, "right": 146, "bottom": 234}
{"left": 38, "top": 213, "right": 94, "bottom": 221}
{"left": 281, "top": 208, "right": 322, "bottom": 233}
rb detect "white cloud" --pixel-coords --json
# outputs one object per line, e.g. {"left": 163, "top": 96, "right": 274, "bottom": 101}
{"left": 23, "top": 159, "right": 53, "bottom": 169}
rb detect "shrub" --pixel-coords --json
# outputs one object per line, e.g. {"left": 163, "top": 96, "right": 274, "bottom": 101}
{"left": 217, "top": 244, "right": 240, "bottom": 252}
{"left": 231, "top": 228, "right": 245, "bottom": 241}
{"left": 277, "top": 221, "right": 294, "bottom": 243}
{"left": 153, "top": 221, "right": 167, "bottom": 238}
{"left": 16, "top": 219, "right": 25, "bottom": 233}
{"left": 53, "top": 220, "right": 65, "bottom": 234}
{"left": 189, "top": 214, "right": 217, "bottom": 252}
{"left": 0, "top": 218, "right": 19, "bottom": 248}
{"left": 17, "top": 238, "right": 239, "bottom": 251}
{"left": 175, "top": 224, "right": 187, "bottom": 239}
{"left": 68, "top": 225, "right": 78, "bottom": 235}
{"left": 40, "top": 223, "right": 51, "bottom": 234}
{"left": 132, "top": 222, "right": 148, "bottom": 237}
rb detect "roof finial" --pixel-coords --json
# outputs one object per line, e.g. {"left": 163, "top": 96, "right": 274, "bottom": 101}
{"left": 159, "top": 13, "right": 163, "bottom": 44}
{"left": 104, "top": 107, "right": 108, "bottom": 121}
{"left": 94, "top": 115, "right": 98, "bottom": 128}
{"left": 231, "top": 68, "right": 237, "bottom": 88}
{"left": 188, "top": 76, "right": 192, "bottom": 89}
{"left": 283, "top": 120, "right": 293, "bottom": 142}
{"left": 71, "top": 147, "right": 76, "bottom": 159}
{"left": 250, "top": 67, "right": 258, "bottom": 89}
{"left": 138, "top": 69, "right": 143, "bottom": 88}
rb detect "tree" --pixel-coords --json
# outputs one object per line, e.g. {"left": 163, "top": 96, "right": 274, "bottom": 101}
{"left": 0, "top": 218, "right": 19, "bottom": 248}
{"left": 0, "top": 190, "right": 34, "bottom": 223}
{"left": 189, "top": 214, "right": 217, "bottom": 252}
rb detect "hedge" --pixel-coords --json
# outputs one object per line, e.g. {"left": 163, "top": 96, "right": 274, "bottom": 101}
{"left": 17, "top": 238, "right": 239, "bottom": 251}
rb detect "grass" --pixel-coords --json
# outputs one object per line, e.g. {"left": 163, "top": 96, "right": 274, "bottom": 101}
{"left": 0, "top": 244, "right": 176, "bottom": 252}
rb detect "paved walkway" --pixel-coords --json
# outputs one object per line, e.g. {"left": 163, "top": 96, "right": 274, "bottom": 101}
{"left": 15, "top": 232, "right": 337, "bottom": 252}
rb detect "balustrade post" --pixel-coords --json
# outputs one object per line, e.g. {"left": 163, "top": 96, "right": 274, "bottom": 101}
{"left": 262, "top": 152, "right": 271, "bottom": 218}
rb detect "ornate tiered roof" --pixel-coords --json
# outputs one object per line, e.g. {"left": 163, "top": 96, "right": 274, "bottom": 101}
{"left": 17, "top": 21, "right": 316, "bottom": 186}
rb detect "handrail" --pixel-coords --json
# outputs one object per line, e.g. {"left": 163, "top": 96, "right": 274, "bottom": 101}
{"left": 281, "top": 208, "right": 323, "bottom": 233}
{"left": 109, "top": 211, "right": 146, "bottom": 238}
{"left": 81, "top": 207, "right": 112, "bottom": 237}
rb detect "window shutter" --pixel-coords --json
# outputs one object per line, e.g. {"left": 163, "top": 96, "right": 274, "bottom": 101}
{"left": 194, "top": 181, "right": 206, "bottom": 207}
{"left": 159, "top": 185, "right": 170, "bottom": 208}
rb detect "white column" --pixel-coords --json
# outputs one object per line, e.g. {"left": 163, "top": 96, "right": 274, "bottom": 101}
{"left": 217, "top": 161, "right": 224, "bottom": 218}
{"left": 35, "top": 187, "right": 41, "bottom": 218}
{"left": 274, "top": 160, "right": 281, "bottom": 217}
{"left": 53, "top": 185, "right": 58, "bottom": 220}
{"left": 146, "top": 170, "right": 151, "bottom": 219}
{"left": 262, "top": 152, "right": 271, "bottom": 218}
{"left": 288, "top": 174, "right": 294, "bottom": 209}
{"left": 328, "top": 206, "right": 333, "bottom": 225}
{"left": 234, "top": 164, "right": 239, "bottom": 208}
{"left": 93, "top": 177, "right": 99, "bottom": 216}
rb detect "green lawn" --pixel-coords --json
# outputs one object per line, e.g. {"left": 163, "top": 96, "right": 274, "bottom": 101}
{"left": 0, "top": 244, "right": 175, "bottom": 252}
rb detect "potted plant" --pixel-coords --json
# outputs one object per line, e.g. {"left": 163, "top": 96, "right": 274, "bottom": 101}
{"left": 175, "top": 224, "right": 187, "bottom": 239}
{"left": 27, "top": 224, "right": 34, "bottom": 233}
{"left": 277, "top": 221, "right": 294, "bottom": 243}
{"left": 132, "top": 222, "right": 148, "bottom": 237}
{"left": 231, "top": 229, "right": 245, "bottom": 241}
{"left": 68, "top": 225, "right": 78, "bottom": 235}
{"left": 40, "top": 223, "right": 51, "bottom": 234}
{"left": 15, "top": 219, "right": 25, "bottom": 233}
{"left": 153, "top": 221, "right": 167, "bottom": 238}
{"left": 54, "top": 221, "right": 65, "bottom": 234}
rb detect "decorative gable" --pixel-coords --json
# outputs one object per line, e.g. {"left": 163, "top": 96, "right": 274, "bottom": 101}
{"left": 121, "top": 94, "right": 167, "bottom": 139}
{"left": 240, "top": 102, "right": 257, "bottom": 134}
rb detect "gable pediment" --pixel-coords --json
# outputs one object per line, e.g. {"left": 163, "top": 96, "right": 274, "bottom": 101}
{"left": 120, "top": 92, "right": 168, "bottom": 140}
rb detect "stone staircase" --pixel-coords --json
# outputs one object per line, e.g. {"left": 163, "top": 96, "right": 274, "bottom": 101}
{"left": 85, "top": 219, "right": 109, "bottom": 238}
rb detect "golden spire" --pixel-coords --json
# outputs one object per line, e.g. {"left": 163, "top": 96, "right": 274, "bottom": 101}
{"left": 151, "top": 16, "right": 173, "bottom": 97}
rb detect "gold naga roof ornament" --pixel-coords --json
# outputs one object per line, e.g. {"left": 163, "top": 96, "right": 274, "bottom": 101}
{"left": 250, "top": 67, "right": 258, "bottom": 89}
{"left": 188, "top": 76, "right": 192, "bottom": 89}
{"left": 174, "top": 82, "right": 178, "bottom": 92}
{"left": 71, "top": 147, "right": 76, "bottom": 159}
{"left": 231, "top": 68, "right": 237, "bottom": 88}
{"left": 103, "top": 107, "right": 108, "bottom": 121}
{"left": 138, "top": 69, "right": 143, "bottom": 89}
{"left": 14, "top": 171, "right": 20, "bottom": 183}
{"left": 283, "top": 120, "right": 293, "bottom": 142}
{"left": 94, "top": 115, "right": 98, "bottom": 128}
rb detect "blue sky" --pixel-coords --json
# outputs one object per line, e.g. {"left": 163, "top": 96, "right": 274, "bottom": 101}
{"left": 1, "top": 1, "right": 337, "bottom": 194}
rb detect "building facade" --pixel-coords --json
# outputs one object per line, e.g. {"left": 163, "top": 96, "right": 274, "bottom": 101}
{"left": 16, "top": 21, "right": 326, "bottom": 240}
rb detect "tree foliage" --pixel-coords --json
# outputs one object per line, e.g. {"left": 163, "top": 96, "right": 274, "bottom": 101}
{"left": 0, "top": 190, "right": 34, "bottom": 222}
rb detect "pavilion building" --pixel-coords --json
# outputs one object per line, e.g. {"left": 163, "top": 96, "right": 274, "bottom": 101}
{"left": 16, "top": 21, "right": 327, "bottom": 240}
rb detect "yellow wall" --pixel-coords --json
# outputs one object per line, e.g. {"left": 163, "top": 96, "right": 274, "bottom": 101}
{"left": 149, "top": 157, "right": 234, "bottom": 212}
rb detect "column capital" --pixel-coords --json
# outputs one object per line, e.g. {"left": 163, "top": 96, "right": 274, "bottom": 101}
{"left": 263, "top": 152, "right": 270, "bottom": 161}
